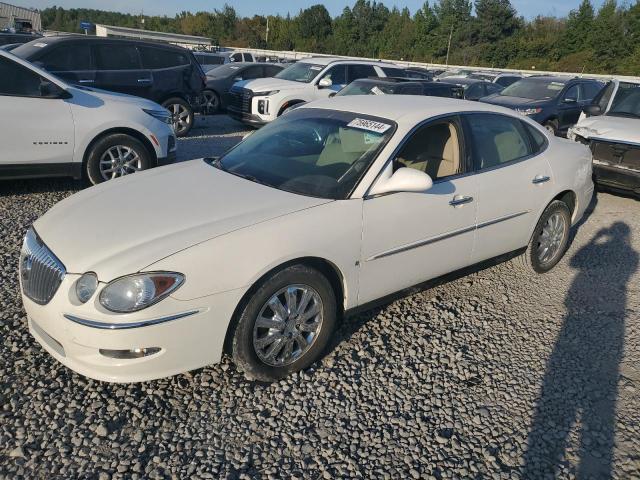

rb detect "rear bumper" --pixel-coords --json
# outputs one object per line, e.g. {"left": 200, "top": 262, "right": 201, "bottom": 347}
{"left": 157, "top": 151, "right": 177, "bottom": 167}
{"left": 593, "top": 162, "right": 640, "bottom": 195}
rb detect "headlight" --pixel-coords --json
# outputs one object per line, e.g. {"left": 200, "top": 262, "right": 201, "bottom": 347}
{"left": 253, "top": 90, "right": 279, "bottom": 97}
{"left": 99, "top": 272, "right": 184, "bottom": 313}
{"left": 76, "top": 272, "right": 98, "bottom": 304}
{"left": 515, "top": 107, "right": 543, "bottom": 116}
{"left": 143, "top": 108, "right": 172, "bottom": 125}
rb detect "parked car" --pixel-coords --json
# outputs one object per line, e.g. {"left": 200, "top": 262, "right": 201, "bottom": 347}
{"left": 21, "top": 96, "right": 593, "bottom": 383}
{"left": 12, "top": 37, "right": 207, "bottom": 137}
{"left": 0, "top": 51, "right": 175, "bottom": 184}
{"left": 227, "top": 57, "right": 392, "bottom": 127}
{"left": 0, "top": 32, "right": 41, "bottom": 46}
{"left": 436, "top": 69, "right": 474, "bottom": 80}
{"left": 403, "top": 67, "right": 434, "bottom": 80}
{"left": 468, "top": 71, "right": 523, "bottom": 87}
{"left": 0, "top": 43, "right": 21, "bottom": 51}
{"left": 335, "top": 77, "right": 463, "bottom": 99}
{"left": 569, "top": 80, "right": 640, "bottom": 196}
{"left": 480, "top": 76, "right": 604, "bottom": 136}
{"left": 440, "top": 77, "right": 504, "bottom": 101}
{"left": 203, "top": 62, "right": 284, "bottom": 114}
{"left": 194, "top": 51, "right": 256, "bottom": 73}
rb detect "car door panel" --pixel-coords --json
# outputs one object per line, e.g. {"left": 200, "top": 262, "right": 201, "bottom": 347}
{"left": 38, "top": 43, "right": 95, "bottom": 87}
{"left": 557, "top": 84, "right": 581, "bottom": 131}
{"left": 93, "top": 44, "right": 151, "bottom": 98}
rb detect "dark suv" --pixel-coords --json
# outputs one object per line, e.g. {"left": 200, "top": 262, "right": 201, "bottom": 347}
{"left": 13, "top": 37, "right": 206, "bottom": 136}
{"left": 336, "top": 77, "right": 463, "bottom": 98}
{"left": 480, "top": 76, "right": 604, "bottom": 136}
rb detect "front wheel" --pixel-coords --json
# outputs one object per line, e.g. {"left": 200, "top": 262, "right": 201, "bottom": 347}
{"left": 85, "top": 134, "right": 152, "bottom": 185}
{"left": 543, "top": 119, "right": 558, "bottom": 136}
{"left": 230, "top": 265, "right": 337, "bottom": 382}
{"left": 162, "top": 97, "right": 194, "bottom": 137}
{"left": 522, "top": 200, "right": 572, "bottom": 273}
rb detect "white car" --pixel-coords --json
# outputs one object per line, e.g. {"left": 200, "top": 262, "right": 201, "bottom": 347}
{"left": 0, "top": 50, "right": 176, "bottom": 184}
{"left": 226, "top": 56, "right": 393, "bottom": 127}
{"left": 569, "top": 79, "right": 640, "bottom": 195}
{"left": 20, "top": 96, "right": 594, "bottom": 383}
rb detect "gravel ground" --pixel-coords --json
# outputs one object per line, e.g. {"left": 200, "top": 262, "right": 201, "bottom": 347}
{"left": 1, "top": 116, "right": 639, "bottom": 479}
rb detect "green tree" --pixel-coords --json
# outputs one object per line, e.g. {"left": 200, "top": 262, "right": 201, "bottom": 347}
{"left": 562, "top": 0, "right": 594, "bottom": 55}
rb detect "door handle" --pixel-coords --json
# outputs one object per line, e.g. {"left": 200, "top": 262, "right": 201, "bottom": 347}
{"left": 78, "top": 79, "right": 94, "bottom": 83}
{"left": 449, "top": 195, "right": 474, "bottom": 207}
{"left": 532, "top": 175, "right": 550, "bottom": 184}
{"left": 137, "top": 78, "right": 151, "bottom": 83}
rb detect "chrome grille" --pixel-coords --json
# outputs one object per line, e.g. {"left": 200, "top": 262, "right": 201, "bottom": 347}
{"left": 229, "top": 87, "right": 252, "bottom": 114}
{"left": 19, "top": 228, "right": 66, "bottom": 305}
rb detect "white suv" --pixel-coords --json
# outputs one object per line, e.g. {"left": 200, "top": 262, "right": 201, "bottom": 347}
{"left": 227, "top": 57, "right": 391, "bottom": 127}
{"left": 0, "top": 51, "right": 176, "bottom": 184}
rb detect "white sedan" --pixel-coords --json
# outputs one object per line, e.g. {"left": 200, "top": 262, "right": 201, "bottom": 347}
{"left": 20, "top": 96, "right": 594, "bottom": 383}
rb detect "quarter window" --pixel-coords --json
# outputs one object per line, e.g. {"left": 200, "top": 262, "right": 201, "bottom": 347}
{"left": 348, "top": 64, "right": 377, "bottom": 82}
{"left": 41, "top": 44, "right": 92, "bottom": 71}
{"left": 394, "top": 118, "right": 463, "bottom": 180}
{"left": 139, "top": 47, "right": 188, "bottom": 69}
{"left": 94, "top": 44, "right": 140, "bottom": 70}
{"left": 466, "top": 113, "right": 532, "bottom": 170}
{"left": 0, "top": 57, "right": 43, "bottom": 97}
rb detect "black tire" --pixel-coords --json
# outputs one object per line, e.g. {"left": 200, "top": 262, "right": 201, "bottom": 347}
{"left": 543, "top": 119, "right": 559, "bottom": 136}
{"left": 230, "top": 264, "right": 337, "bottom": 382}
{"left": 202, "top": 89, "right": 220, "bottom": 115}
{"left": 85, "top": 133, "right": 152, "bottom": 185}
{"left": 162, "top": 97, "right": 194, "bottom": 137}
{"left": 522, "top": 200, "right": 572, "bottom": 273}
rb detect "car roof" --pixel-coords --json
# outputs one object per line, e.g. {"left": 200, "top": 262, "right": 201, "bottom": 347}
{"left": 302, "top": 95, "right": 520, "bottom": 123}
{"left": 298, "top": 56, "right": 391, "bottom": 67}
{"left": 19, "top": 35, "right": 190, "bottom": 51}
{"left": 440, "top": 77, "right": 483, "bottom": 85}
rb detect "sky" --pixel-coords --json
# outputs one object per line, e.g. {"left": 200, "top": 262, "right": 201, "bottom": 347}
{"left": 18, "top": 0, "right": 608, "bottom": 20}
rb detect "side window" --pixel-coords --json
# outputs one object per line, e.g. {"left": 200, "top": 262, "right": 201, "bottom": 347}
{"left": 0, "top": 57, "right": 44, "bottom": 97}
{"left": 41, "top": 44, "right": 92, "bottom": 71}
{"left": 394, "top": 118, "right": 463, "bottom": 180}
{"left": 231, "top": 53, "right": 243, "bottom": 62}
{"left": 139, "top": 47, "right": 188, "bottom": 69}
{"left": 94, "top": 44, "right": 140, "bottom": 70}
{"left": 243, "top": 65, "right": 264, "bottom": 80}
{"left": 401, "top": 84, "right": 423, "bottom": 95}
{"left": 323, "top": 65, "right": 347, "bottom": 85}
{"left": 594, "top": 81, "right": 614, "bottom": 111}
{"left": 582, "top": 82, "right": 603, "bottom": 101}
{"left": 466, "top": 113, "right": 532, "bottom": 170}
{"left": 348, "top": 64, "right": 377, "bottom": 82}
{"left": 381, "top": 67, "right": 405, "bottom": 77}
{"left": 265, "top": 65, "right": 281, "bottom": 76}
{"left": 465, "top": 83, "right": 483, "bottom": 99}
{"left": 242, "top": 53, "right": 254, "bottom": 62}
{"left": 563, "top": 84, "right": 580, "bottom": 102}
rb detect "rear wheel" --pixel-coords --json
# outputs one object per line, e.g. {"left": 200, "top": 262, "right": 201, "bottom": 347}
{"left": 230, "top": 264, "right": 337, "bottom": 382}
{"left": 162, "top": 97, "right": 194, "bottom": 137}
{"left": 85, "top": 134, "right": 152, "bottom": 185}
{"left": 522, "top": 200, "right": 571, "bottom": 273}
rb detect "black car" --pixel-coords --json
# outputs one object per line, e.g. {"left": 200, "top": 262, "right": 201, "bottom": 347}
{"left": 440, "top": 77, "right": 504, "bottom": 101}
{"left": 403, "top": 67, "right": 435, "bottom": 81}
{"left": 203, "top": 62, "right": 284, "bottom": 114}
{"left": 335, "top": 77, "right": 463, "bottom": 99}
{"left": 0, "top": 32, "right": 41, "bottom": 46}
{"left": 12, "top": 37, "right": 207, "bottom": 136}
{"left": 480, "top": 76, "right": 604, "bottom": 136}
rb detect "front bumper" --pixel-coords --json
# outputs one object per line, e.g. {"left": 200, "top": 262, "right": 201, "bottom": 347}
{"left": 227, "top": 107, "right": 268, "bottom": 127}
{"left": 593, "top": 161, "right": 640, "bottom": 195}
{"left": 22, "top": 275, "right": 244, "bottom": 383}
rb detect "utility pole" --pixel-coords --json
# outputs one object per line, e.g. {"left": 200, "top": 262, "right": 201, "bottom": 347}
{"left": 265, "top": 17, "right": 269, "bottom": 46}
{"left": 445, "top": 24, "right": 453, "bottom": 66}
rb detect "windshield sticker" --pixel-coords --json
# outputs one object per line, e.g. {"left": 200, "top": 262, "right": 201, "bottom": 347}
{"left": 32, "top": 42, "right": 47, "bottom": 48}
{"left": 347, "top": 118, "right": 391, "bottom": 134}
{"left": 371, "top": 86, "right": 385, "bottom": 95}
{"left": 549, "top": 82, "right": 564, "bottom": 90}
{"left": 309, "top": 66, "right": 323, "bottom": 71}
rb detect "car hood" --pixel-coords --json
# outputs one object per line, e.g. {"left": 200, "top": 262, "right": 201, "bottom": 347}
{"left": 240, "top": 77, "right": 308, "bottom": 92}
{"left": 67, "top": 85, "right": 163, "bottom": 110}
{"left": 33, "top": 160, "right": 330, "bottom": 280}
{"left": 481, "top": 94, "right": 549, "bottom": 109}
{"left": 571, "top": 115, "right": 640, "bottom": 144}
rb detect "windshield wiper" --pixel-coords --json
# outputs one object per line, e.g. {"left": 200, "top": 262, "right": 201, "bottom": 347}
{"left": 205, "top": 157, "right": 225, "bottom": 171}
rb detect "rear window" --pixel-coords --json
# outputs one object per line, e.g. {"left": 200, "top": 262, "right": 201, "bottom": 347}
{"left": 196, "top": 54, "right": 225, "bottom": 65}
{"left": 139, "top": 47, "right": 189, "bottom": 69}
{"left": 94, "top": 44, "right": 140, "bottom": 70}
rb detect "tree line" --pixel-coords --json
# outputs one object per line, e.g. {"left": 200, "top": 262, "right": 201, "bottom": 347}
{"left": 41, "top": 0, "right": 640, "bottom": 75}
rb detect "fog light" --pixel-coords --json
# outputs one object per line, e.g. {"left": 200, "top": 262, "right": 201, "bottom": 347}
{"left": 99, "top": 347, "right": 161, "bottom": 359}
{"left": 258, "top": 99, "right": 266, "bottom": 114}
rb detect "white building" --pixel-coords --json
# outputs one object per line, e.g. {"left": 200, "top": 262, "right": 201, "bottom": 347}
{"left": 0, "top": 2, "right": 41, "bottom": 32}
{"left": 95, "top": 24, "right": 212, "bottom": 50}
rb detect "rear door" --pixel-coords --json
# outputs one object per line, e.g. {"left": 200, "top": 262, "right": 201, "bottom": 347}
{"left": 138, "top": 45, "right": 193, "bottom": 102}
{"left": 93, "top": 43, "right": 151, "bottom": 99}
{"left": 38, "top": 42, "right": 95, "bottom": 86}
{"left": 463, "top": 112, "right": 553, "bottom": 263}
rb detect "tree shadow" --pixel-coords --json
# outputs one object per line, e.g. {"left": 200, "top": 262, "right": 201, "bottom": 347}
{"left": 522, "top": 221, "right": 638, "bottom": 478}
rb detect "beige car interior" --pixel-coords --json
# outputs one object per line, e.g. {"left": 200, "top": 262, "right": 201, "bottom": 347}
{"left": 317, "top": 128, "right": 376, "bottom": 167}
{"left": 396, "top": 122, "right": 461, "bottom": 179}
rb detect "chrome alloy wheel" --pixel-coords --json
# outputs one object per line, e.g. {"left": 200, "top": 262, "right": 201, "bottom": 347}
{"left": 253, "top": 284, "right": 323, "bottom": 367}
{"left": 99, "top": 145, "right": 142, "bottom": 181}
{"left": 202, "top": 91, "right": 219, "bottom": 114}
{"left": 537, "top": 212, "right": 567, "bottom": 264}
{"left": 169, "top": 103, "right": 191, "bottom": 135}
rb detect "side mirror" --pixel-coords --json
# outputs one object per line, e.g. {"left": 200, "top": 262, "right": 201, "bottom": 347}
{"left": 584, "top": 104, "right": 602, "bottom": 116}
{"left": 328, "top": 92, "right": 337, "bottom": 98}
{"left": 368, "top": 167, "right": 433, "bottom": 196}
{"left": 318, "top": 76, "right": 332, "bottom": 88}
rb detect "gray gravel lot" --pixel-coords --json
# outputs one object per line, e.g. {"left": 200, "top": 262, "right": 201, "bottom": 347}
{"left": 1, "top": 116, "right": 639, "bottom": 479}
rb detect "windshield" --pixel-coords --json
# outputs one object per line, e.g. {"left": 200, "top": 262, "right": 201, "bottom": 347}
{"left": 336, "top": 81, "right": 395, "bottom": 96}
{"left": 215, "top": 108, "right": 396, "bottom": 199}
{"left": 275, "top": 62, "right": 324, "bottom": 83}
{"left": 207, "top": 63, "right": 242, "bottom": 77}
{"left": 607, "top": 82, "right": 640, "bottom": 118}
{"left": 500, "top": 78, "right": 566, "bottom": 100}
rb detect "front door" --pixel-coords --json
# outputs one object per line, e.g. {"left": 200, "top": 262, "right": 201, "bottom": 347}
{"left": 38, "top": 42, "right": 95, "bottom": 87}
{"left": 358, "top": 116, "right": 478, "bottom": 305}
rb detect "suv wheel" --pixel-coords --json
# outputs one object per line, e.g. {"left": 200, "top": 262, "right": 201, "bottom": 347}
{"left": 202, "top": 90, "right": 220, "bottom": 115}
{"left": 162, "top": 97, "right": 194, "bottom": 137}
{"left": 86, "top": 134, "right": 152, "bottom": 185}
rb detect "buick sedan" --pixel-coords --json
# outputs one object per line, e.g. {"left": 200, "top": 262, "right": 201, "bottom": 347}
{"left": 20, "top": 96, "right": 594, "bottom": 382}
